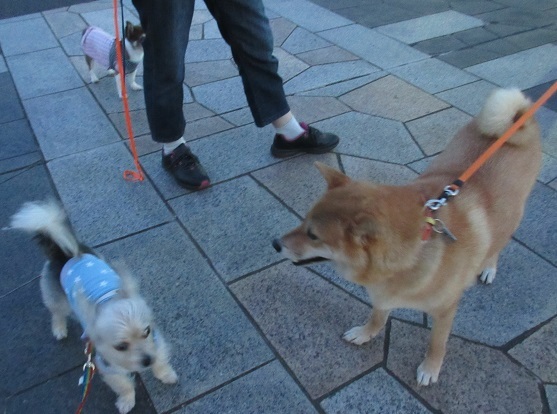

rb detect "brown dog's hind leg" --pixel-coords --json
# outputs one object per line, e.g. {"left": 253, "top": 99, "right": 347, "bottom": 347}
{"left": 417, "top": 303, "right": 458, "bottom": 386}
{"left": 343, "top": 308, "right": 390, "bottom": 345}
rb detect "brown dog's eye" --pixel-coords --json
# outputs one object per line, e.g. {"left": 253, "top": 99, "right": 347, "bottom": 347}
{"left": 307, "top": 228, "right": 318, "bottom": 240}
{"left": 114, "top": 342, "right": 129, "bottom": 352}
{"left": 143, "top": 326, "right": 151, "bottom": 338}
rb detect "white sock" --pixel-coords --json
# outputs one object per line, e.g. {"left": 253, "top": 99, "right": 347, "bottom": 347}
{"left": 163, "top": 137, "right": 186, "bottom": 155}
{"left": 275, "top": 116, "right": 305, "bottom": 141}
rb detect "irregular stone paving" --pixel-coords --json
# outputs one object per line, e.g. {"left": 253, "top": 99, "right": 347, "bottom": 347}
{"left": 1, "top": 0, "right": 556, "bottom": 413}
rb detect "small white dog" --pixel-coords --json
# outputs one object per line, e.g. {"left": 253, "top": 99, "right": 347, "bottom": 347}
{"left": 9, "top": 200, "right": 177, "bottom": 414}
{"left": 81, "top": 21, "right": 145, "bottom": 99}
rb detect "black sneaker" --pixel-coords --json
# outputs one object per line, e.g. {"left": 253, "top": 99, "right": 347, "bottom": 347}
{"left": 162, "top": 144, "right": 210, "bottom": 190}
{"left": 270, "top": 122, "right": 340, "bottom": 158}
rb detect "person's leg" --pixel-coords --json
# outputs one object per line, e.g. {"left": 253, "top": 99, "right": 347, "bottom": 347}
{"left": 204, "top": 0, "right": 340, "bottom": 157}
{"left": 132, "top": 0, "right": 210, "bottom": 190}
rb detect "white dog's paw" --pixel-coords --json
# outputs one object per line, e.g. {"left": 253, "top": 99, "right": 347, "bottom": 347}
{"left": 116, "top": 394, "right": 135, "bottom": 414}
{"left": 130, "top": 82, "right": 143, "bottom": 91}
{"left": 52, "top": 327, "right": 67, "bottom": 340}
{"left": 480, "top": 267, "right": 496, "bottom": 284}
{"left": 342, "top": 326, "right": 372, "bottom": 345}
{"left": 416, "top": 361, "right": 440, "bottom": 386}
{"left": 107, "top": 69, "right": 116, "bottom": 76}
{"left": 155, "top": 366, "right": 178, "bottom": 384}
{"left": 90, "top": 74, "right": 99, "bottom": 84}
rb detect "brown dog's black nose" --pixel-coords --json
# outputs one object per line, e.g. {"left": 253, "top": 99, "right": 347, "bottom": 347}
{"left": 272, "top": 239, "right": 282, "bottom": 253}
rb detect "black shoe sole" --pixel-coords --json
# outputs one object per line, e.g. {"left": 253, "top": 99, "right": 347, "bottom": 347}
{"left": 270, "top": 141, "right": 339, "bottom": 158}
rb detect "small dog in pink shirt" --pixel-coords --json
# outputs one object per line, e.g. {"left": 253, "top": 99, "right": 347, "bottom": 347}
{"left": 81, "top": 21, "right": 145, "bottom": 99}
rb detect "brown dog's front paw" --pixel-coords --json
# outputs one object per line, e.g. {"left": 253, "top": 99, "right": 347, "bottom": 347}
{"left": 342, "top": 326, "right": 372, "bottom": 345}
{"left": 416, "top": 359, "right": 442, "bottom": 386}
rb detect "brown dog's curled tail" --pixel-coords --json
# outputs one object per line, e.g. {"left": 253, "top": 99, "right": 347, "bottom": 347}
{"left": 476, "top": 88, "right": 535, "bottom": 145}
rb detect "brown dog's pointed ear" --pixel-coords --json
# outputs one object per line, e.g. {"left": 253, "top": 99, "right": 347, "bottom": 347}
{"left": 315, "top": 162, "right": 350, "bottom": 190}
{"left": 125, "top": 21, "right": 133, "bottom": 35}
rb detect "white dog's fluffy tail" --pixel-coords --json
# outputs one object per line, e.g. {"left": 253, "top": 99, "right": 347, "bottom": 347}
{"left": 477, "top": 88, "right": 534, "bottom": 145}
{"left": 9, "top": 200, "right": 80, "bottom": 257}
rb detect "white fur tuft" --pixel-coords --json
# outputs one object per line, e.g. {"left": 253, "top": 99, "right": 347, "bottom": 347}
{"left": 477, "top": 88, "right": 532, "bottom": 138}
{"left": 9, "top": 200, "right": 80, "bottom": 257}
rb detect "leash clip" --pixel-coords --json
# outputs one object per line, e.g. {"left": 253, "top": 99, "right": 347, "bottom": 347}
{"left": 425, "top": 197, "right": 447, "bottom": 211}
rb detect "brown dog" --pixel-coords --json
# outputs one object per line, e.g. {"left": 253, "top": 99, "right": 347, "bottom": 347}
{"left": 273, "top": 88, "right": 541, "bottom": 386}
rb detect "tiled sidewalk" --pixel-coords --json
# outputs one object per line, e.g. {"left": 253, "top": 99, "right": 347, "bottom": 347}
{"left": 1, "top": 0, "right": 557, "bottom": 413}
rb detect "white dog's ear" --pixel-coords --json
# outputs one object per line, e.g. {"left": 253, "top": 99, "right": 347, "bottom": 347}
{"left": 111, "top": 261, "right": 139, "bottom": 298}
{"left": 315, "top": 161, "right": 350, "bottom": 190}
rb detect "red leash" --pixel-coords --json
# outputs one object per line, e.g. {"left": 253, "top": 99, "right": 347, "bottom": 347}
{"left": 113, "top": 0, "right": 144, "bottom": 182}
{"left": 75, "top": 342, "right": 96, "bottom": 414}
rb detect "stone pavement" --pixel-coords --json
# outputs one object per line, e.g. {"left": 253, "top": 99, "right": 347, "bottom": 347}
{"left": 1, "top": 0, "right": 556, "bottom": 412}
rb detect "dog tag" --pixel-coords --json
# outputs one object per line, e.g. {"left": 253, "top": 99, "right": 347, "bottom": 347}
{"left": 432, "top": 219, "right": 457, "bottom": 242}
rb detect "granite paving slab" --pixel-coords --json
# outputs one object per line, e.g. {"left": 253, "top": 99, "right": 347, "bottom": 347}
{"left": 184, "top": 59, "right": 238, "bottom": 88}
{"left": 0, "top": 54, "right": 6, "bottom": 73}
{"left": 300, "top": 72, "right": 387, "bottom": 98}
{"left": 231, "top": 261, "right": 385, "bottom": 399}
{"left": 375, "top": 11, "right": 483, "bottom": 44}
{"left": 273, "top": 47, "right": 309, "bottom": 82}
{"left": 191, "top": 9, "right": 213, "bottom": 25}
{"left": 476, "top": 6, "right": 557, "bottom": 28}
{"left": 296, "top": 45, "right": 359, "bottom": 66}
{"left": 509, "top": 317, "right": 557, "bottom": 382}
{"left": 81, "top": 7, "right": 139, "bottom": 34}
{"left": 412, "top": 34, "right": 468, "bottom": 56}
{"left": 220, "top": 107, "right": 253, "bottom": 126}
{"left": 0, "top": 152, "right": 42, "bottom": 174}
{"left": 540, "top": 153, "right": 557, "bottom": 184}
{"left": 282, "top": 27, "right": 331, "bottom": 54}
{"left": 405, "top": 107, "right": 472, "bottom": 155}
{"left": 59, "top": 30, "right": 86, "bottom": 57}
{"left": 525, "top": 81, "right": 557, "bottom": 113}
{"left": 23, "top": 87, "right": 120, "bottom": 160}
{"left": 264, "top": 0, "right": 352, "bottom": 32}
{"left": 0, "top": 279, "right": 84, "bottom": 398}
{"left": 0, "top": 165, "right": 57, "bottom": 294}
{"left": 341, "top": 155, "right": 418, "bottom": 185}
{"left": 202, "top": 19, "right": 221, "bottom": 39}
{"left": 547, "top": 385, "right": 557, "bottom": 414}
{"left": 286, "top": 95, "right": 350, "bottom": 125}
{"left": 178, "top": 361, "right": 317, "bottom": 414}
{"left": 313, "top": 112, "right": 423, "bottom": 164}
{"left": 184, "top": 116, "right": 234, "bottom": 142}
{"left": 450, "top": 240, "right": 557, "bottom": 346}
{"left": 340, "top": 75, "right": 450, "bottom": 122}
{"left": 387, "top": 320, "right": 543, "bottom": 414}
{"left": 466, "top": 44, "right": 557, "bottom": 90}
{"left": 389, "top": 58, "right": 478, "bottom": 94}
{"left": 514, "top": 183, "right": 557, "bottom": 266}
{"left": 0, "top": 73, "right": 23, "bottom": 123}
{"left": 331, "top": 1, "right": 420, "bottom": 29}
{"left": 0, "top": 120, "right": 37, "bottom": 162}
{"left": 251, "top": 153, "right": 340, "bottom": 216}
{"left": 170, "top": 176, "right": 300, "bottom": 281}
{"left": 47, "top": 142, "right": 171, "bottom": 246}
{"left": 5, "top": 366, "right": 156, "bottom": 414}
{"left": 321, "top": 368, "right": 431, "bottom": 414}
{"left": 7, "top": 48, "right": 83, "bottom": 99}
{"left": 43, "top": 10, "right": 87, "bottom": 38}
{"left": 192, "top": 76, "right": 248, "bottom": 114}
{"left": 269, "top": 17, "right": 297, "bottom": 47}
{"left": 97, "top": 223, "right": 274, "bottom": 412}
{"left": 536, "top": 107, "right": 557, "bottom": 159}
{"left": 185, "top": 38, "right": 233, "bottom": 63}
{"left": 435, "top": 80, "right": 497, "bottom": 116}
{"left": 318, "top": 24, "right": 428, "bottom": 69}
{"left": 284, "top": 60, "right": 380, "bottom": 95}
{"left": 0, "top": 17, "right": 58, "bottom": 56}
{"left": 438, "top": 45, "right": 502, "bottom": 69}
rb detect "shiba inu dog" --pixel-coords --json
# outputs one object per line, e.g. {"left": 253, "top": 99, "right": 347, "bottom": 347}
{"left": 273, "top": 88, "right": 541, "bottom": 386}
